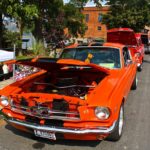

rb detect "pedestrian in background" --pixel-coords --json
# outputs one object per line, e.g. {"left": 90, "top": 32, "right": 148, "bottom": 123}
{"left": 0, "top": 63, "right": 3, "bottom": 81}
{"left": 8, "top": 64, "right": 13, "bottom": 78}
{"left": 2, "top": 63, "right": 9, "bottom": 80}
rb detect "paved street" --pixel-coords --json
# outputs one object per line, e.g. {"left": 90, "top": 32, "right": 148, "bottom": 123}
{"left": 0, "top": 55, "right": 150, "bottom": 150}
{"left": 0, "top": 78, "right": 14, "bottom": 90}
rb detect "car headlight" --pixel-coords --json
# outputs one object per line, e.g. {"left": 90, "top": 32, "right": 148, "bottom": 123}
{"left": 0, "top": 96, "right": 9, "bottom": 107}
{"left": 95, "top": 107, "right": 110, "bottom": 120}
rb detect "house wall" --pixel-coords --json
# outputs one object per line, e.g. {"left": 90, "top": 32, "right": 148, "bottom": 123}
{"left": 81, "top": 6, "right": 110, "bottom": 40}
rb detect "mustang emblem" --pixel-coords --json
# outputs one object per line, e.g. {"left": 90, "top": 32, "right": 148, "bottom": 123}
{"left": 30, "top": 106, "right": 50, "bottom": 116}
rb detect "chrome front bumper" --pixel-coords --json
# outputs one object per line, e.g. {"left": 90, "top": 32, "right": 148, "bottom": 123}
{"left": 0, "top": 111, "right": 116, "bottom": 135}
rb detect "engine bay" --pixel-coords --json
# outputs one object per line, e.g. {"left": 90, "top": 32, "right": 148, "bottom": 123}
{"left": 19, "top": 70, "right": 106, "bottom": 99}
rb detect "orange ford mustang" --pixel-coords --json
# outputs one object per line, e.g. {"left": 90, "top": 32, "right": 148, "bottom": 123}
{"left": 0, "top": 43, "right": 137, "bottom": 141}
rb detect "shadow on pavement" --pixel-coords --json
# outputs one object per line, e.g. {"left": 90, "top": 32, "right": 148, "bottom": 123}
{"left": 5, "top": 124, "right": 101, "bottom": 148}
{"left": 143, "top": 59, "right": 150, "bottom": 64}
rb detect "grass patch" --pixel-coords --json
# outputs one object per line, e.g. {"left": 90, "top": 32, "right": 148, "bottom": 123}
{"left": 16, "top": 55, "right": 34, "bottom": 60}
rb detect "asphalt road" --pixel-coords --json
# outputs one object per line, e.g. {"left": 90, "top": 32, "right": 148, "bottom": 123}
{"left": 0, "top": 55, "right": 150, "bottom": 150}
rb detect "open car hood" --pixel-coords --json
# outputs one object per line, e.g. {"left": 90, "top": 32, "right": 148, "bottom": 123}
{"left": 107, "top": 28, "right": 137, "bottom": 46}
{"left": 15, "top": 57, "right": 110, "bottom": 74}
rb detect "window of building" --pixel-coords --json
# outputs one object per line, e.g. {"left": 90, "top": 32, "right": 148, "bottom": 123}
{"left": 85, "top": 14, "right": 89, "bottom": 22}
{"left": 97, "top": 26, "right": 101, "bottom": 31}
{"left": 98, "top": 13, "right": 103, "bottom": 22}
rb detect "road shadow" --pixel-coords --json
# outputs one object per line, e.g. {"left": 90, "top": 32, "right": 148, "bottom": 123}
{"left": 143, "top": 59, "right": 150, "bottom": 64}
{"left": 5, "top": 124, "right": 101, "bottom": 149}
{"left": 145, "top": 52, "right": 150, "bottom": 55}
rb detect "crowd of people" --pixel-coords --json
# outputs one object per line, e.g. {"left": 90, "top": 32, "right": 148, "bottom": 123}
{"left": 0, "top": 63, "right": 13, "bottom": 81}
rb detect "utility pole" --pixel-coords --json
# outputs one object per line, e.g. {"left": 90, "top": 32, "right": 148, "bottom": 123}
{"left": 13, "top": 44, "right": 16, "bottom": 80}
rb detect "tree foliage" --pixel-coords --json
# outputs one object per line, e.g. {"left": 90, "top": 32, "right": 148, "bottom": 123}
{"left": 27, "top": 0, "right": 64, "bottom": 42}
{"left": 103, "top": 0, "right": 150, "bottom": 32}
{"left": 64, "top": 3, "right": 86, "bottom": 37}
{"left": 28, "top": 0, "right": 103, "bottom": 44}
{"left": 0, "top": 0, "right": 19, "bottom": 48}
{"left": 0, "top": 0, "right": 104, "bottom": 50}
{"left": 70, "top": 0, "right": 104, "bottom": 7}
{"left": 0, "top": 0, "right": 38, "bottom": 49}
{"left": 2, "top": 30, "right": 21, "bottom": 48}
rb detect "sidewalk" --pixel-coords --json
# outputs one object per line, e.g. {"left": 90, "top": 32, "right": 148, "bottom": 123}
{"left": 0, "top": 78, "right": 14, "bottom": 89}
{"left": 0, "top": 79, "right": 14, "bottom": 120}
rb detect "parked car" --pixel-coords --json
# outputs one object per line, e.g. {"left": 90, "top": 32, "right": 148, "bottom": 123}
{"left": 107, "top": 28, "right": 145, "bottom": 71}
{"left": 0, "top": 43, "right": 137, "bottom": 141}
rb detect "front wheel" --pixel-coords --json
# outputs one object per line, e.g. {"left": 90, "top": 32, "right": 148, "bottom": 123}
{"left": 107, "top": 105, "right": 124, "bottom": 141}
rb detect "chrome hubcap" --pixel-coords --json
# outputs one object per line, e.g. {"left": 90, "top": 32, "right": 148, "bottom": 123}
{"left": 136, "top": 77, "right": 138, "bottom": 86}
{"left": 118, "top": 106, "right": 124, "bottom": 135}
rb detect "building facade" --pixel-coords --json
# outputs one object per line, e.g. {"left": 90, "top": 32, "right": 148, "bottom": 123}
{"left": 81, "top": 6, "right": 109, "bottom": 40}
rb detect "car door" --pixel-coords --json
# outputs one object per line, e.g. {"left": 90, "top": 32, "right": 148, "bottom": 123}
{"left": 122, "top": 47, "right": 136, "bottom": 98}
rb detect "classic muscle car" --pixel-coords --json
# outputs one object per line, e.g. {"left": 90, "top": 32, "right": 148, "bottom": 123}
{"left": 0, "top": 43, "right": 137, "bottom": 141}
{"left": 107, "top": 28, "right": 145, "bottom": 71}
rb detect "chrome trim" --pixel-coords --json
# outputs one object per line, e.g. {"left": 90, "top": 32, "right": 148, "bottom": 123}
{"left": 7, "top": 118, "right": 117, "bottom": 134}
{"left": 11, "top": 107, "right": 80, "bottom": 121}
{"left": 34, "top": 82, "right": 96, "bottom": 89}
{"left": 10, "top": 104, "right": 80, "bottom": 121}
{"left": 118, "top": 106, "right": 124, "bottom": 135}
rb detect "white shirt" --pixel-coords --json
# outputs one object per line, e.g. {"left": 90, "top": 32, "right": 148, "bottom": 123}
{"left": 2, "top": 64, "right": 9, "bottom": 74}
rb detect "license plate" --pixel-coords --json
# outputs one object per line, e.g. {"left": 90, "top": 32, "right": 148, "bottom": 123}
{"left": 34, "top": 130, "right": 56, "bottom": 140}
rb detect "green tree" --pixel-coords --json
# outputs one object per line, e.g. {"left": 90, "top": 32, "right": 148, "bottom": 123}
{"left": 30, "top": 0, "right": 104, "bottom": 43}
{"left": 0, "top": 0, "right": 104, "bottom": 49}
{"left": 3, "top": 30, "right": 21, "bottom": 48}
{"left": 12, "top": 2, "right": 38, "bottom": 42}
{"left": 64, "top": 3, "right": 86, "bottom": 37}
{"left": 25, "top": 0, "right": 64, "bottom": 42}
{"left": 103, "top": 0, "right": 150, "bottom": 32}
{"left": 0, "top": 0, "right": 18, "bottom": 48}
{"left": 0, "top": 0, "right": 38, "bottom": 51}
{"left": 70, "top": 0, "right": 104, "bottom": 8}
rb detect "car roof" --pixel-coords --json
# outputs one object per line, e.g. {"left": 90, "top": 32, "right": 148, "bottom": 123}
{"left": 64, "top": 43, "right": 124, "bottom": 51}
{"left": 103, "top": 42, "right": 125, "bottom": 49}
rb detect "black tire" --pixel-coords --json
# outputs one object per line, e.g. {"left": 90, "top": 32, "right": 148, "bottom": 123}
{"left": 131, "top": 75, "right": 137, "bottom": 90}
{"left": 107, "top": 105, "right": 124, "bottom": 141}
{"left": 137, "top": 64, "right": 142, "bottom": 72}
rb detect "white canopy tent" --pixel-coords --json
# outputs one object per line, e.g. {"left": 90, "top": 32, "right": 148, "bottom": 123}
{"left": 0, "top": 50, "right": 15, "bottom": 82}
{"left": 0, "top": 50, "right": 14, "bottom": 62}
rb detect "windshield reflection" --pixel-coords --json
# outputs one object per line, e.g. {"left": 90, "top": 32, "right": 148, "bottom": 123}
{"left": 60, "top": 47, "right": 121, "bottom": 69}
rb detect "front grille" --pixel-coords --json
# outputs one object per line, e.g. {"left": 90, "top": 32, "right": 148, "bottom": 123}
{"left": 10, "top": 101, "right": 80, "bottom": 121}
{"left": 45, "top": 119, "right": 63, "bottom": 127}
{"left": 20, "top": 97, "right": 28, "bottom": 107}
{"left": 25, "top": 116, "right": 64, "bottom": 127}
{"left": 25, "top": 116, "right": 40, "bottom": 124}
{"left": 52, "top": 99, "right": 69, "bottom": 111}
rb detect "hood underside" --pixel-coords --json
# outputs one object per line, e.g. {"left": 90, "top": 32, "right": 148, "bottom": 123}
{"left": 16, "top": 58, "right": 110, "bottom": 74}
{"left": 107, "top": 29, "right": 137, "bottom": 46}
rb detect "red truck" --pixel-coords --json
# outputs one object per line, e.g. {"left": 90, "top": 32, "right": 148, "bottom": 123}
{"left": 107, "top": 28, "right": 144, "bottom": 71}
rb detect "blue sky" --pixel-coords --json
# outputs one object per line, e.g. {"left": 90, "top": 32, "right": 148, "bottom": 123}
{"left": 64, "top": 0, "right": 69, "bottom": 3}
{"left": 63, "top": 0, "right": 106, "bottom": 6}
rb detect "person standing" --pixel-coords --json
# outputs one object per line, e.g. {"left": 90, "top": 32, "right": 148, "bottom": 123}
{"left": 0, "top": 63, "right": 3, "bottom": 81}
{"left": 2, "top": 63, "right": 9, "bottom": 80}
{"left": 8, "top": 64, "right": 13, "bottom": 78}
